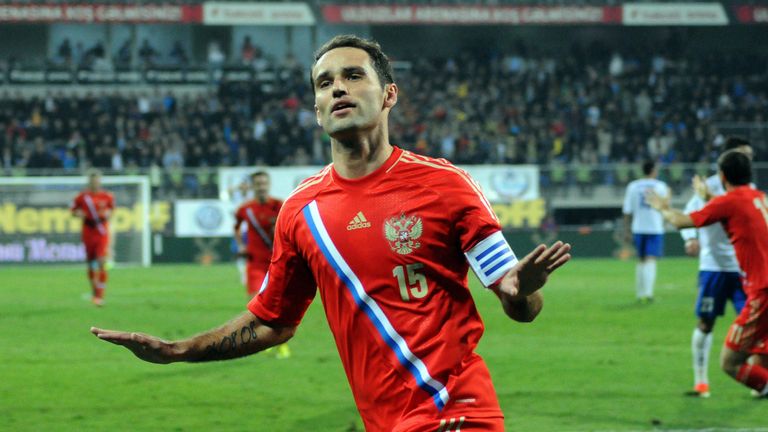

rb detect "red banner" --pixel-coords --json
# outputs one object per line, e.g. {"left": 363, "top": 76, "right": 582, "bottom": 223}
{"left": 0, "top": 4, "right": 202, "bottom": 23}
{"left": 735, "top": 6, "right": 768, "bottom": 23}
{"left": 322, "top": 5, "right": 621, "bottom": 25}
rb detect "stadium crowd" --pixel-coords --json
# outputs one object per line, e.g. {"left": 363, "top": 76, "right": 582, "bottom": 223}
{"left": 1, "top": 46, "right": 766, "bottom": 180}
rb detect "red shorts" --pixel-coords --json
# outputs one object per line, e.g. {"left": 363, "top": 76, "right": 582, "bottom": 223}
{"left": 82, "top": 233, "right": 109, "bottom": 261}
{"left": 725, "top": 291, "right": 768, "bottom": 355}
{"left": 246, "top": 262, "right": 268, "bottom": 296}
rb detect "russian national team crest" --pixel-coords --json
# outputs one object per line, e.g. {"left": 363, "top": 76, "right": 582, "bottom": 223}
{"left": 384, "top": 214, "right": 423, "bottom": 255}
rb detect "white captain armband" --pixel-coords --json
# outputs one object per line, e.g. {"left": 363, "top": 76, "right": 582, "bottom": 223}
{"left": 465, "top": 231, "right": 518, "bottom": 288}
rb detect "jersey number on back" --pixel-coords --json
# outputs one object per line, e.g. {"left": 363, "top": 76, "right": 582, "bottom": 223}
{"left": 754, "top": 197, "right": 768, "bottom": 227}
{"left": 392, "top": 263, "right": 428, "bottom": 301}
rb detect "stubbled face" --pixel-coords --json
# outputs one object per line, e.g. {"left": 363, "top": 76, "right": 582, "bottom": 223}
{"left": 312, "top": 47, "right": 391, "bottom": 138}
{"left": 252, "top": 174, "right": 270, "bottom": 201}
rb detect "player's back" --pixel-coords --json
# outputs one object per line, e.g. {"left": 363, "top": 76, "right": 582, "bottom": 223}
{"left": 623, "top": 178, "right": 668, "bottom": 234}
{"left": 716, "top": 187, "right": 768, "bottom": 293}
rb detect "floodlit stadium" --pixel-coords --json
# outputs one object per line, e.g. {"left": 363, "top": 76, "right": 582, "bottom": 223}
{"left": 1, "top": 1, "right": 768, "bottom": 431}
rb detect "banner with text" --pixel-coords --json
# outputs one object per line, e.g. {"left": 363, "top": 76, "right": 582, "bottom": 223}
{"left": 622, "top": 3, "right": 728, "bottom": 25}
{"left": 203, "top": 2, "right": 315, "bottom": 25}
{"left": 0, "top": 4, "right": 201, "bottom": 23}
{"left": 321, "top": 5, "right": 621, "bottom": 25}
{"left": 734, "top": 5, "right": 768, "bottom": 23}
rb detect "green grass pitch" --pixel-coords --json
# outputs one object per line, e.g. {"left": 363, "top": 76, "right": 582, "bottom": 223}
{"left": 1, "top": 258, "right": 766, "bottom": 431}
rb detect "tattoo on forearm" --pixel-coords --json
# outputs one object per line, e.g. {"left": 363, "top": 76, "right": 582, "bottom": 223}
{"left": 200, "top": 320, "right": 259, "bottom": 360}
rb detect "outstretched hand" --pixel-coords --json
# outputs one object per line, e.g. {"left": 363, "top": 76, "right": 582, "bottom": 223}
{"left": 90, "top": 327, "right": 180, "bottom": 364}
{"left": 645, "top": 189, "right": 669, "bottom": 211}
{"left": 499, "top": 241, "right": 571, "bottom": 299}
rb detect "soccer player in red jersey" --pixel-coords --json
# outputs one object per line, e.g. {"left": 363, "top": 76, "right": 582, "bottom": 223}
{"left": 91, "top": 35, "right": 572, "bottom": 430}
{"left": 648, "top": 150, "right": 768, "bottom": 398}
{"left": 71, "top": 171, "right": 114, "bottom": 306}
{"left": 233, "top": 171, "right": 283, "bottom": 298}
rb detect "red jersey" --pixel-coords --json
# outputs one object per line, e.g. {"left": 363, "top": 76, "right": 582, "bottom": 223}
{"left": 248, "top": 147, "right": 518, "bottom": 431}
{"left": 70, "top": 190, "right": 114, "bottom": 237}
{"left": 234, "top": 198, "right": 283, "bottom": 265}
{"left": 690, "top": 186, "right": 768, "bottom": 295}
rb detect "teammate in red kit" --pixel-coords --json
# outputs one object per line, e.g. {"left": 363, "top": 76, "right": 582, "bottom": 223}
{"left": 90, "top": 35, "right": 572, "bottom": 430}
{"left": 648, "top": 150, "right": 768, "bottom": 398}
{"left": 71, "top": 170, "right": 114, "bottom": 306}
{"left": 234, "top": 171, "right": 282, "bottom": 297}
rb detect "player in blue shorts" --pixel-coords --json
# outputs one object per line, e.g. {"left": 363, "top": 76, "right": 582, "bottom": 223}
{"left": 623, "top": 161, "right": 669, "bottom": 303}
{"left": 679, "top": 137, "right": 751, "bottom": 397}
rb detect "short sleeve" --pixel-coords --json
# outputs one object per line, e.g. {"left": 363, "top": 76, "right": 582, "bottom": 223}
{"left": 247, "top": 207, "right": 317, "bottom": 326}
{"left": 70, "top": 194, "right": 82, "bottom": 213}
{"left": 234, "top": 205, "right": 245, "bottom": 228}
{"left": 107, "top": 193, "right": 115, "bottom": 210}
{"left": 446, "top": 169, "right": 518, "bottom": 287}
{"left": 690, "top": 195, "right": 730, "bottom": 228}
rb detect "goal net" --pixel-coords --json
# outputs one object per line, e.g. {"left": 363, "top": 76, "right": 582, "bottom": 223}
{"left": 0, "top": 176, "right": 151, "bottom": 267}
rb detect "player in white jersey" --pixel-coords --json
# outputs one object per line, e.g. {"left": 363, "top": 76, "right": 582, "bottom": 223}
{"left": 680, "top": 137, "right": 752, "bottom": 398}
{"left": 623, "top": 160, "right": 669, "bottom": 302}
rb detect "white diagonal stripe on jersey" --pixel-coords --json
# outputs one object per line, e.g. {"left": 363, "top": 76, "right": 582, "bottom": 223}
{"left": 83, "top": 194, "right": 106, "bottom": 235}
{"left": 246, "top": 207, "right": 273, "bottom": 249}
{"left": 357, "top": 211, "right": 367, "bottom": 222}
{"left": 258, "top": 271, "right": 269, "bottom": 294}
{"left": 465, "top": 231, "right": 518, "bottom": 287}
{"left": 302, "top": 200, "right": 450, "bottom": 410}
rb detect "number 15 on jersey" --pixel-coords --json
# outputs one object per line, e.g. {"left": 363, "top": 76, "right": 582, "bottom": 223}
{"left": 392, "top": 263, "right": 428, "bottom": 301}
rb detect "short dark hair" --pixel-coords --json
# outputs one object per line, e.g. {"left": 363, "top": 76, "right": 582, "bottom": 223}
{"left": 310, "top": 35, "right": 394, "bottom": 92}
{"left": 718, "top": 150, "right": 751, "bottom": 186}
{"left": 724, "top": 136, "right": 751, "bottom": 152}
{"left": 250, "top": 171, "right": 269, "bottom": 180}
{"left": 642, "top": 160, "right": 656, "bottom": 176}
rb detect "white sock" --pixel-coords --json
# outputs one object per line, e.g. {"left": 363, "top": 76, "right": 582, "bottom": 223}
{"left": 642, "top": 260, "right": 656, "bottom": 298}
{"left": 692, "top": 328, "right": 712, "bottom": 386}
{"left": 636, "top": 263, "right": 644, "bottom": 298}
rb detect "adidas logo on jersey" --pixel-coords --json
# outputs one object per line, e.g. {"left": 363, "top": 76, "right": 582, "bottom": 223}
{"left": 347, "top": 212, "right": 371, "bottom": 230}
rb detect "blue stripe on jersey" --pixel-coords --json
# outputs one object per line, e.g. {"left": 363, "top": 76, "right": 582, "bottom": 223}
{"left": 302, "top": 201, "right": 449, "bottom": 410}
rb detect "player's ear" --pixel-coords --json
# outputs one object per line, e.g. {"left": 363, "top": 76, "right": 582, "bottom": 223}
{"left": 383, "top": 83, "right": 398, "bottom": 110}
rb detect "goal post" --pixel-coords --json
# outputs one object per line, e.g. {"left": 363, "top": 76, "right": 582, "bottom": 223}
{"left": 0, "top": 175, "right": 151, "bottom": 267}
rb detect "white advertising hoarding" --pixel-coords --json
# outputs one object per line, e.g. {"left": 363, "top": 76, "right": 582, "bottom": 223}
{"left": 623, "top": 3, "right": 728, "bottom": 25}
{"left": 218, "top": 165, "right": 539, "bottom": 203}
{"left": 175, "top": 199, "right": 236, "bottom": 237}
{"left": 203, "top": 2, "right": 315, "bottom": 25}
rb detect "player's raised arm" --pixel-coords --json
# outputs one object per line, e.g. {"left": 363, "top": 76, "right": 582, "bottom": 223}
{"left": 645, "top": 190, "right": 695, "bottom": 229}
{"left": 492, "top": 241, "right": 571, "bottom": 322}
{"left": 90, "top": 311, "right": 295, "bottom": 364}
